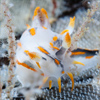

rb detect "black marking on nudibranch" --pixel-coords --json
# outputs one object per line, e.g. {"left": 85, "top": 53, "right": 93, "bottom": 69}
{"left": 42, "top": 57, "right": 47, "bottom": 60}
{"left": 71, "top": 48, "right": 99, "bottom": 57}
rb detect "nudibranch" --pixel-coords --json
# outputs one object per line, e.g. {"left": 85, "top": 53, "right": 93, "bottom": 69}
{"left": 16, "top": 7, "right": 98, "bottom": 92}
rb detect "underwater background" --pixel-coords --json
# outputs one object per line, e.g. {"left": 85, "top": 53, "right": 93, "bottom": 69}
{"left": 0, "top": 0, "right": 100, "bottom": 100}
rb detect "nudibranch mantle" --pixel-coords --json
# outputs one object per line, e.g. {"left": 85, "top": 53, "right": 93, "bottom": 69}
{"left": 16, "top": 7, "right": 86, "bottom": 92}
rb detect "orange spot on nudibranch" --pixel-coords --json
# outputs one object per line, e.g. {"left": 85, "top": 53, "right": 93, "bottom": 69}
{"left": 69, "top": 16, "right": 75, "bottom": 27}
{"left": 17, "top": 42, "right": 22, "bottom": 47}
{"left": 53, "top": 46, "right": 60, "bottom": 50}
{"left": 42, "top": 26, "right": 47, "bottom": 29}
{"left": 36, "top": 62, "right": 41, "bottom": 69}
{"left": 50, "top": 42, "right": 59, "bottom": 50}
{"left": 85, "top": 56, "right": 94, "bottom": 59}
{"left": 32, "top": 7, "right": 40, "bottom": 20}
{"left": 62, "top": 71, "right": 65, "bottom": 74}
{"left": 34, "top": 7, "right": 40, "bottom": 16}
{"left": 41, "top": 8, "right": 48, "bottom": 19}
{"left": 26, "top": 24, "right": 31, "bottom": 29}
{"left": 41, "top": 73, "right": 44, "bottom": 76}
{"left": 64, "top": 32, "right": 71, "bottom": 48}
{"left": 38, "top": 46, "right": 49, "bottom": 54}
{"left": 60, "top": 29, "right": 69, "bottom": 35}
{"left": 16, "top": 60, "right": 37, "bottom": 72}
{"left": 29, "top": 28, "right": 35, "bottom": 36}
{"left": 71, "top": 51, "right": 86, "bottom": 56}
{"left": 50, "top": 42, "right": 53, "bottom": 47}
{"left": 53, "top": 36, "right": 58, "bottom": 41}
{"left": 54, "top": 58, "right": 60, "bottom": 65}
{"left": 24, "top": 50, "right": 40, "bottom": 60}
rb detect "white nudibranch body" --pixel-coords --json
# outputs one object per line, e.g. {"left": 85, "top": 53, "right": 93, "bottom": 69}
{"left": 16, "top": 7, "right": 85, "bottom": 92}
